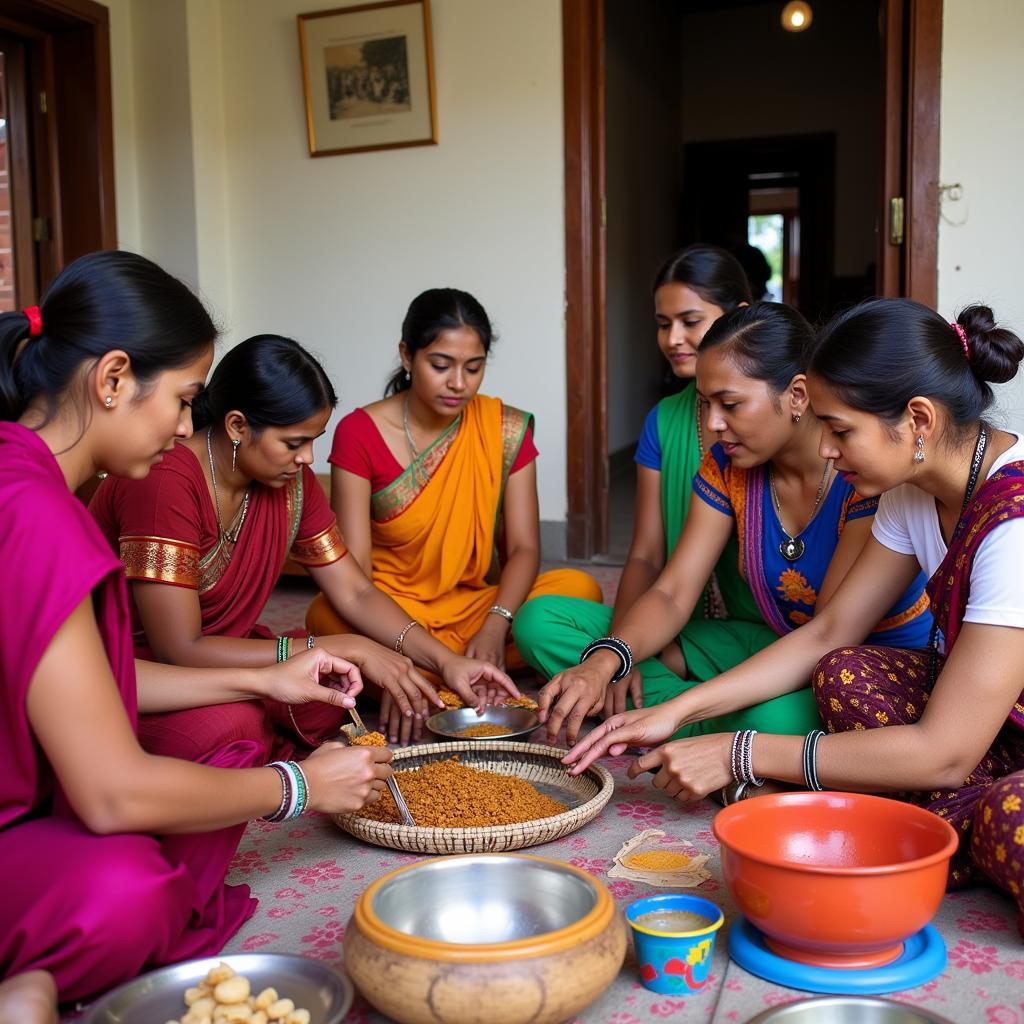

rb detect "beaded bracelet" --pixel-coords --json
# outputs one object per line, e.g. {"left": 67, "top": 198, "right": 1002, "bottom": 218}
{"left": 261, "top": 762, "right": 292, "bottom": 822}
{"left": 276, "top": 635, "right": 291, "bottom": 663}
{"left": 272, "top": 760, "right": 308, "bottom": 820}
{"left": 802, "top": 729, "right": 826, "bottom": 792}
{"left": 306, "top": 634, "right": 316, "bottom": 650}
{"left": 579, "top": 636, "right": 634, "bottom": 683}
{"left": 730, "top": 729, "right": 765, "bottom": 787}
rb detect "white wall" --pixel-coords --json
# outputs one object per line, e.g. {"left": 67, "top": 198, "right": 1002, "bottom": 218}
{"left": 101, "top": 0, "right": 569, "bottom": 522}
{"left": 937, "top": 0, "right": 1024, "bottom": 430}
{"left": 604, "top": 0, "right": 683, "bottom": 455}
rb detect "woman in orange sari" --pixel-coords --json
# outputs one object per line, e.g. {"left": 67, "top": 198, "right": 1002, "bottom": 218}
{"left": 306, "top": 288, "right": 601, "bottom": 697}
{"left": 92, "top": 334, "right": 518, "bottom": 750}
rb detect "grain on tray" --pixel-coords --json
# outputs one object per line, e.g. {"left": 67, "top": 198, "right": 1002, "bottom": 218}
{"left": 455, "top": 724, "right": 514, "bottom": 738}
{"left": 356, "top": 756, "right": 567, "bottom": 827}
{"left": 349, "top": 730, "right": 387, "bottom": 746}
{"left": 436, "top": 689, "right": 539, "bottom": 711}
{"left": 170, "top": 963, "right": 310, "bottom": 1024}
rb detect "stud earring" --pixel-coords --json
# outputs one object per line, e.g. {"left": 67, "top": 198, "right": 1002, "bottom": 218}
{"left": 792, "top": 412, "right": 802, "bottom": 424}
{"left": 104, "top": 396, "right": 113, "bottom": 408}
{"left": 231, "top": 437, "right": 240, "bottom": 473}
{"left": 914, "top": 435, "right": 925, "bottom": 464}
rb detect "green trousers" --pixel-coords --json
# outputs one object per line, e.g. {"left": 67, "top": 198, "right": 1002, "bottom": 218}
{"left": 512, "top": 595, "right": 821, "bottom": 739}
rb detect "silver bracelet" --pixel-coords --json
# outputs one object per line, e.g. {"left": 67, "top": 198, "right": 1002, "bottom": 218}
{"left": 488, "top": 604, "right": 515, "bottom": 624}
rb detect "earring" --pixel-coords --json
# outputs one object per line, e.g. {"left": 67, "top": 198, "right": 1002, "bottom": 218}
{"left": 914, "top": 435, "right": 925, "bottom": 464}
{"left": 792, "top": 412, "right": 802, "bottom": 424}
{"left": 104, "top": 396, "right": 113, "bottom": 408}
{"left": 404, "top": 370, "right": 411, "bottom": 383}
{"left": 231, "top": 437, "right": 240, "bottom": 473}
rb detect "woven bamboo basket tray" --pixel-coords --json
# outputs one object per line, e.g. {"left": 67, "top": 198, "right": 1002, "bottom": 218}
{"left": 332, "top": 741, "right": 614, "bottom": 855}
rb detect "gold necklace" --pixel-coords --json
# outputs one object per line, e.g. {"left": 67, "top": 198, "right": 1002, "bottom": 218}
{"left": 768, "top": 458, "right": 834, "bottom": 562}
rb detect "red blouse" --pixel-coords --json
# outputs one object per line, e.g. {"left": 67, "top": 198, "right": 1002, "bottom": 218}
{"left": 330, "top": 406, "right": 538, "bottom": 494}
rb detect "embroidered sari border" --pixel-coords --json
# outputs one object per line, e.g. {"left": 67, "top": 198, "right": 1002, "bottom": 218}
{"left": 371, "top": 414, "right": 462, "bottom": 523}
{"left": 120, "top": 535, "right": 199, "bottom": 589}
{"left": 292, "top": 523, "right": 348, "bottom": 566}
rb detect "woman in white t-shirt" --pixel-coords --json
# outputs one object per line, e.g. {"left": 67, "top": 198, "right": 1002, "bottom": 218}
{"left": 565, "top": 298, "right": 1024, "bottom": 934}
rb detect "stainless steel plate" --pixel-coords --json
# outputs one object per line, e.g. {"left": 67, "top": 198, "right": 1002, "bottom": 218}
{"left": 80, "top": 953, "right": 354, "bottom": 1024}
{"left": 427, "top": 706, "right": 540, "bottom": 741}
{"left": 372, "top": 854, "right": 598, "bottom": 943}
{"left": 746, "top": 996, "right": 956, "bottom": 1024}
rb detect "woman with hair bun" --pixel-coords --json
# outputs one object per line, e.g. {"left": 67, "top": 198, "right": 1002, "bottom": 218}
{"left": 530, "top": 301, "right": 930, "bottom": 746}
{"left": 567, "top": 298, "right": 1024, "bottom": 934}
{"left": 91, "top": 333, "right": 519, "bottom": 754}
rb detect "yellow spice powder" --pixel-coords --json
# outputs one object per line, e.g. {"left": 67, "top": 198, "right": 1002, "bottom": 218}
{"left": 455, "top": 724, "right": 514, "bottom": 738}
{"left": 624, "top": 850, "right": 692, "bottom": 871}
{"left": 350, "top": 731, "right": 388, "bottom": 747}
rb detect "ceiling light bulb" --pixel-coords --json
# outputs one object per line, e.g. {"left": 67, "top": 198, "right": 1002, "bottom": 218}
{"left": 782, "top": 1, "right": 813, "bottom": 32}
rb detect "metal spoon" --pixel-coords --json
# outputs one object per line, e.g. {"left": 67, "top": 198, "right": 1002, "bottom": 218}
{"left": 343, "top": 707, "right": 416, "bottom": 827}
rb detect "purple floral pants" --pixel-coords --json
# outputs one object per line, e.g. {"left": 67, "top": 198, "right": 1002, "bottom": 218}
{"left": 814, "top": 645, "right": 1024, "bottom": 934}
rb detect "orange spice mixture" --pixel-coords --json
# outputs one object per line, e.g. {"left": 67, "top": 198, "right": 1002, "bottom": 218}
{"left": 437, "top": 689, "right": 539, "bottom": 711}
{"left": 350, "top": 730, "right": 388, "bottom": 747}
{"left": 357, "top": 757, "right": 567, "bottom": 828}
{"left": 455, "top": 724, "right": 514, "bottom": 738}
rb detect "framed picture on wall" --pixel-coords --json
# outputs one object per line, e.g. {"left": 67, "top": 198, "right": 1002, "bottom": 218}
{"left": 298, "top": 0, "right": 438, "bottom": 157}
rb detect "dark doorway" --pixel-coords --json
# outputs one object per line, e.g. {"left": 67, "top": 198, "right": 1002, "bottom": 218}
{"left": 563, "top": 0, "right": 942, "bottom": 560}
{"left": 0, "top": 0, "right": 116, "bottom": 309}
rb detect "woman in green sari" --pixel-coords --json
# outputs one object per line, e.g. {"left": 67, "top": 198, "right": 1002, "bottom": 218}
{"left": 513, "top": 245, "right": 776, "bottom": 723}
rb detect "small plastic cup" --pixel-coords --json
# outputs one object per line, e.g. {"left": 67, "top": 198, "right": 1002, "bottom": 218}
{"left": 625, "top": 893, "right": 724, "bottom": 994}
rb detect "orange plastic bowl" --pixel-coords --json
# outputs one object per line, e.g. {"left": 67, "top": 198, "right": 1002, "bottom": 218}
{"left": 713, "top": 792, "right": 958, "bottom": 969}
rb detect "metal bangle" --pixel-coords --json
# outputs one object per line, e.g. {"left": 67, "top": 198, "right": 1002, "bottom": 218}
{"left": 579, "top": 636, "right": 634, "bottom": 683}
{"left": 803, "top": 729, "right": 826, "bottom": 791}
{"left": 488, "top": 604, "right": 515, "bottom": 624}
{"left": 306, "top": 634, "right": 316, "bottom": 650}
{"left": 394, "top": 619, "right": 420, "bottom": 654}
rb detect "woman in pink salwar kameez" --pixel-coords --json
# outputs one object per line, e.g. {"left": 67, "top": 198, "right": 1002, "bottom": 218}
{"left": 0, "top": 251, "right": 394, "bottom": 1006}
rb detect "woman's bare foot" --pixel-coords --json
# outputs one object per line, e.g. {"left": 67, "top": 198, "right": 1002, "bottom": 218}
{"left": 0, "top": 970, "right": 58, "bottom": 1024}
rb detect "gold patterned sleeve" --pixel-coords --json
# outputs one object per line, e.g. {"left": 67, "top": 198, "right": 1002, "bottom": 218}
{"left": 119, "top": 535, "right": 200, "bottom": 588}
{"left": 290, "top": 523, "right": 349, "bottom": 567}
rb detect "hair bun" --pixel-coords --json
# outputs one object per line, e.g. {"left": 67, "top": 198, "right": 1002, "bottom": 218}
{"left": 956, "top": 304, "right": 1024, "bottom": 385}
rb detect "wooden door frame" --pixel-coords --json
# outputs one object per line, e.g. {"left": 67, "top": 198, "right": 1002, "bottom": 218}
{"left": 562, "top": 0, "right": 942, "bottom": 560}
{"left": 0, "top": 0, "right": 116, "bottom": 296}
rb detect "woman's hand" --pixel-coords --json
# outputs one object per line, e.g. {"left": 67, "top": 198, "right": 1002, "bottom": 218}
{"left": 441, "top": 655, "right": 521, "bottom": 713}
{"left": 627, "top": 733, "right": 734, "bottom": 803}
{"left": 464, "top": 617, "right": 509, "bottom": 672}
{"left": 602, "top": 668, "right": 645, "bottom": 720}
{"left": 259, "top": 648, "right": 363, "bottom": 707}
{"left": 301, "top": 741, "right": 394, "bottom": 813}
{"left": 538, "top": 650, "right": 620, "bottom": 744}
{"left": 319, "top": 634, "right": 442, "bottom": 715}
{"left": 561, "top": 702, "right": 684, "bottom": 774}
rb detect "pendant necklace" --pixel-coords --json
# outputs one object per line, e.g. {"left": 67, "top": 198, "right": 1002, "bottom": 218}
{"left": 768, "top": 457, "right": 834, "bottom": 562}
{"left": 206, "top": 427, "right": 250, "bottom": 545}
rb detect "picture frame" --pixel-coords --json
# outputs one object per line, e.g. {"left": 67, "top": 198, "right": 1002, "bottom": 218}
{"left": 297, "top": 0, "right": 438, "bottom": 158}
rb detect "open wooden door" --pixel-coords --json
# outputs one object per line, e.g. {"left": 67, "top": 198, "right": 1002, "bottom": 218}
{"left": 878, "top": 0, "right": 942, "bottom": 303}
{"left": 563, "top": 0, "right": 943, "bottom": 560}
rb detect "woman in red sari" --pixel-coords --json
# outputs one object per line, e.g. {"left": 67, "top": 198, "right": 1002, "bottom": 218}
{"left": 91, "top": 335, "right": 518, "bottom": 750}
{"left": 567, "top": 299, "right": 1024, "bottom": 933}
{"left": 0, "top": 251, "right": 393, "bottom": 1004}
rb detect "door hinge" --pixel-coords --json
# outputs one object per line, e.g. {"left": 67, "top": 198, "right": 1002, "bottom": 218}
{"left": 889, "top": 196, "right": 905, "bottom": 246}
{"left": 32, "top": 217, "right": 51, "bottom": 242}
{"left": 39, "top": 90, "right": 47, "bottom": 114}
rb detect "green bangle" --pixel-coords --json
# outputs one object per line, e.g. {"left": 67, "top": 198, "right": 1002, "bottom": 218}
{"left": 276, "top": 635, "right": 290, "bottom": 663}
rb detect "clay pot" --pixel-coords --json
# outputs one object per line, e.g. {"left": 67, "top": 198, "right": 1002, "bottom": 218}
{"left": 344, "top": 854, "right": 626, "bottom": 1024}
